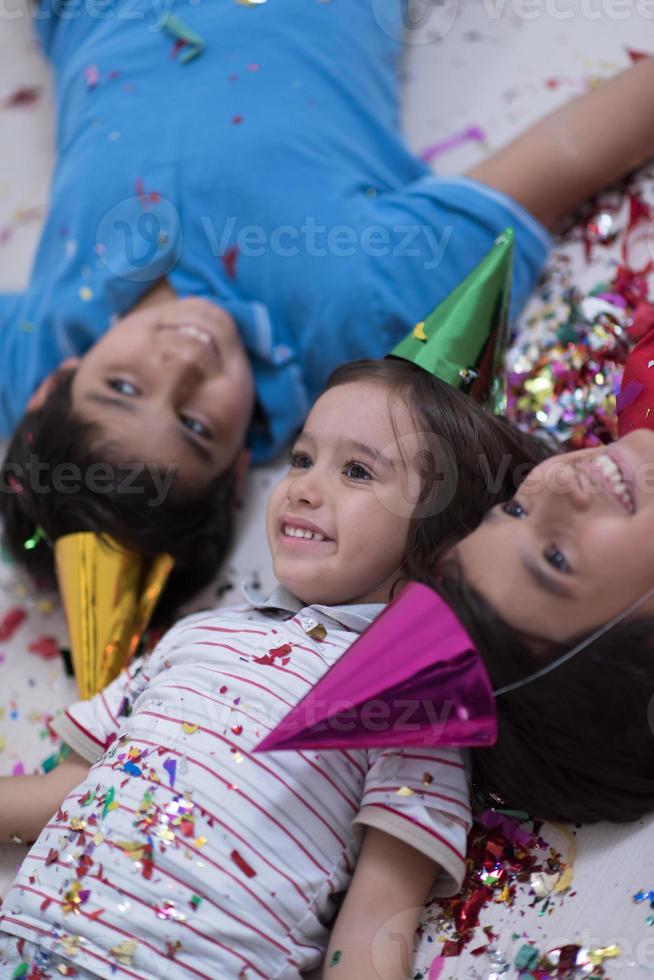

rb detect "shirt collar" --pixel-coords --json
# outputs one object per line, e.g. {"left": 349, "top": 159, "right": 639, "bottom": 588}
{"left": 240, "top": 582, "right": 383, "bottom": 634}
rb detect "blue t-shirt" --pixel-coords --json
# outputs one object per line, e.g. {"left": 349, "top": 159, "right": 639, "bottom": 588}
{"left": 0, "top": 0, "right": 551, "bottom": 461}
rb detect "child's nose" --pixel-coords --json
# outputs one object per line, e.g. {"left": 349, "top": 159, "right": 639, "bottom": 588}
{"left": 288, "top": 470, "right": 323, "bottom": 507}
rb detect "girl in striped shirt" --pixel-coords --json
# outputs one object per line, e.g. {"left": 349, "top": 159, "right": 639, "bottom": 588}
{"left": 0, "top": 358, "right": 543, "bottom": 980}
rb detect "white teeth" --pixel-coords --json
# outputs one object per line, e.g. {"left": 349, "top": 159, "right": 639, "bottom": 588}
{"left": 177, "top": 323, "right": 213, "bottom": 345}
{"left": 283, "top": 524, "right": 325, "bottom": 541}
{"left": 595, "top": 454, "right": 633, "bottom": 510}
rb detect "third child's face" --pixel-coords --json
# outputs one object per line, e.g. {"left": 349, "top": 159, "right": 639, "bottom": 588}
{"left": 266, "top": 382, "right": 419, "bottom": 606}
{"left": 456, "top": 429, "right": 654, "bottom": 641}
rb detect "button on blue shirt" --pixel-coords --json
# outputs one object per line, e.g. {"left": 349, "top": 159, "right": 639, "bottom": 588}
{"left": 0, "top": 0, "right": 551, "bottom": 461}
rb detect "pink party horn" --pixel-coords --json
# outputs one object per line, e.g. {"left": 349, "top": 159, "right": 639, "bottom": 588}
{"left": 255, "top": 582, "right": 497, "bottom": 753}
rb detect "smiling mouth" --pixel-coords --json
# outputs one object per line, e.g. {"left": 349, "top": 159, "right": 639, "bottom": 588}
{"left": 280, "top": 522, "right": 334, "bottom": 543}
{"left": 592, "top": 452, "right": 635, "bottom": 514}
{"left": 159, "top": 322, "right": 220, "bottom": 358}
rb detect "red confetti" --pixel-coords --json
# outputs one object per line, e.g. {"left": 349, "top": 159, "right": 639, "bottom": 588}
{"left": 221, "top": 244, "right": 239, "bottom": 281}
{"left": 28, "top": 635, "right": 60, "bottom": 660}
{"left": 231, "top": 725, "right": 243, "bottom": 736}
{"left": 627, "top": 46, "right": 650, "bottom": 62}
{"left": 2, "top": 86, "right": 42, "bottom": 109}
{"left": 39, "top": 897, "right": 52, "bottom": 912}
{"left": 45, "top": 849, "right": 59, "bottom": 866}
{"left": 219, "top": 685, "right": 228, "bottom": 694}
{"left": 135, "top": 177, "right": 161, "bottom": 208}
{"left": 230, "top": 849, "right": 256, "bottom": 878}
{"left": 232, "top": 114, "right": 243, "bottom": 124}
{"left": 253, "top": 643, "right": 292, "bottom": 667}
{"left": 0, "top": 606, "right": 26, "bottom": 640}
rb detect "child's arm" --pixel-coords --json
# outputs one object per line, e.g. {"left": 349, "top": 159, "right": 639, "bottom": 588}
{"left": 321, "top": 827, "right": 438, "bottom": 980}
{"left": 468, "top": 58, "right": 654, "bottom": 229}
{"left": 0, "top": 751, "right": 90, "bottom": 844}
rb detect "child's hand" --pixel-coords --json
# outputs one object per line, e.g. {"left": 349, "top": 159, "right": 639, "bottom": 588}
{"left": 321, "top": 827, "right": 439, "bottom": 980}
{"left": 0, "top": 750, "right": 90, "bottom": 845}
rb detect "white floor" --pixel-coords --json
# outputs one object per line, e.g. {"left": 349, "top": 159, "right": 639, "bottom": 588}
{"left": 1, "top": 2, "right": 654, "bottom": 977}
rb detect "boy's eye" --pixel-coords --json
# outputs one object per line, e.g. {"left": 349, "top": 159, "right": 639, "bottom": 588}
{"left": 544, "top": 544, "right": 571, "bottom": 574}
{"left": 108, "top": 378, "right": 138, "bottom": 396}
{"left": 344, "top": 461, "right": 372, "bottom": 481}
{"left": 290, "top": 450, "right": 311, "bottom": 469}
{"left": 501, "top": 499, "right": 526, "bottom": 518}
{"left": 180, "top": 415, "right": 211, "bottom": 439}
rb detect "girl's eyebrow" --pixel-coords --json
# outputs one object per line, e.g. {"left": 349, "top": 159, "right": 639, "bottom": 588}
{"left": 299, "top": 431, "right": 395, "bottom": 470}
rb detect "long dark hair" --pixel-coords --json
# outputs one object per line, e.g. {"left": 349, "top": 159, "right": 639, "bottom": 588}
{"left": 0, "top": 369, "right": 238, "bottom": 624}
{"left": 419, "top": 560, "right": 654, "bottom": 823}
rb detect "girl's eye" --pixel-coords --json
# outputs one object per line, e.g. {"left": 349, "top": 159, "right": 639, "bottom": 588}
{"left": 108, "top": 378, "right": 138, "bottom": 396}
{"left": 180, "top": 415, "right": 211, "bottom": 439}
{"left": 290, "top": 450, "right": 311, "bottom": 469}
{"left": 501, "top": 500, "right": 526, "bottom": 518}
{"left": 544, "top": 545, "right": 571, "bottom": 574}
{"left": 344, "top": 461, "right": 372, "bottom": 481}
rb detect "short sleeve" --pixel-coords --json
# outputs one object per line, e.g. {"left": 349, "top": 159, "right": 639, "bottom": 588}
{"left": 49, "top": 609, "right": 219, "bottom": 762}
{"left": 50, "top": 655, "right": 153, "bottom": 763}
{"left": 353, "top": 747, "right": 472, "bottom": 897}
{"left": 366, "top": 173, "right": 552, "bottom": 350}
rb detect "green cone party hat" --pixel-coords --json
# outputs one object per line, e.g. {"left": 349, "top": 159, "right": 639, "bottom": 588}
{"left": 389, "top": 228, "right": 514, "bottom": 412}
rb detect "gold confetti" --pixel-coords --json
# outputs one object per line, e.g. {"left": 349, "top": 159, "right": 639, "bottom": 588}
{"left": 194, "top": 836, "right": 207, "bottom": 847}
{"left": 413, "top": 320, "right": 427, "bottom": 341}
{"left": 79, "top": 286, "right": 93, "bottom": 302}
{"left": 588, "top": 945, "right": 620, "bottom": 967}
{"left": 69, "top": 818, "right": 86, "bottom": 831}
{"left": 59, "top": 934, "right": 81, "bottom": 957}
{"left": 307, "top": 623, "right": 327, "bottom": 641}
{"left": 182, "top": 723, "right": 199, "bottom": 735}
{"left": 111, "top": 940, "right": 137, "bottom": 966}
{"left": 395, "top": 786, "right": 414, "bottom": 797}
{"left": 37, "top": 598, "right": 56, "bottom": 614}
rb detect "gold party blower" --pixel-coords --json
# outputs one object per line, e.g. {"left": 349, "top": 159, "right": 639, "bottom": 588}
{"left": 55, "top": 532, "right": 174, "bottom": 699}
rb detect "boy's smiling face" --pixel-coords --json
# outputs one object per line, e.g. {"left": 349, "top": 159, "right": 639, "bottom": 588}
{"left": 67, "top": 296, "right": 255, "bottom": 485}
{"left": 266, "top": 381, "right": 421, "bottom": 607}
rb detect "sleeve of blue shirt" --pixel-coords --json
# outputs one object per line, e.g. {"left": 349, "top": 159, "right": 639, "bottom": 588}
{"left": 364, "top": 173, "right": 552, "bottom": 353}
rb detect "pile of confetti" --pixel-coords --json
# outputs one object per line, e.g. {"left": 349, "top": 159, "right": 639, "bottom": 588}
{"left": 412, "top": 808, "right": 623, "bottom": 980}
{"left": 506, "top": 168, "right": 654, "bottom": 449}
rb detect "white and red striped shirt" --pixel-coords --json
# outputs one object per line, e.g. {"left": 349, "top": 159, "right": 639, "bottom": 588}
{"left": 1, "top": 587, "right": 472, "bottom": 979}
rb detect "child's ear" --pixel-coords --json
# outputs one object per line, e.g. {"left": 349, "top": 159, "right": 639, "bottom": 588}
{"left": 231, "top": 448, "right": 252, "bottom": 510}
{"left": 26, "top": 357, "right": 81, "bottom": 412}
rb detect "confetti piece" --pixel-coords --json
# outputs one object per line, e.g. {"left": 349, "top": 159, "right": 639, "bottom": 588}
{"left": 221, "top": 243, "right": 239, "bottom": 280}
{"left": 0, "top": 606, "right": 26, "bottom": 640}
{"left": 2, "top": 86, "right": 42, "bottom": 109}
{"left": 253, "top": 643, "right": 292, "bottom": 667}
{"left": 413, "top": 320, "right": 427, "bottom": 341}
{"left": 111, "top": 940, "right": 137, "bottom": 966}
{"left": 420, "top": 125, "right": 487, "bottom": 163}
{"left": 101, "top": 786, "right": 116, "bottom": 819}
{"left": 162, "top": 12, "right": 205, "bottom": 63}
{"left": 163, "top": 757, "right": 177, "bottom": 787}
{"left": 230, "top": 849, "right": 256, "bottom": 877}
{"left": 427, "top": 955, "right": 445, "bottom": 979}
{"left": 328, "top": 950, "right": 342, "bottom": 967}
{"left": 85, "top": 64, "right": 100, "bottom": 89}
{"left": 28, "top": 635, "right": 60, "bottom": 660}
{"left": 182, "top": 723, "right": 199, "bottom": 735}
{"left": 79, "top": 285, "right": 94, "bottom": 301}
{"left": 395, "top": 786, "right": 414, "bottom": 797}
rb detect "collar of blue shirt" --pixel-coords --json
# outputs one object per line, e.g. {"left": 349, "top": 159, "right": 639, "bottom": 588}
{"left": 240, "top": 582, "right": 383, "bottom": 635}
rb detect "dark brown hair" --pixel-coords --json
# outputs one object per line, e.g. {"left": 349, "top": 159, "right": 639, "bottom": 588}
{"left": 420, "top": 561, "right": 654, "bottom": 823}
